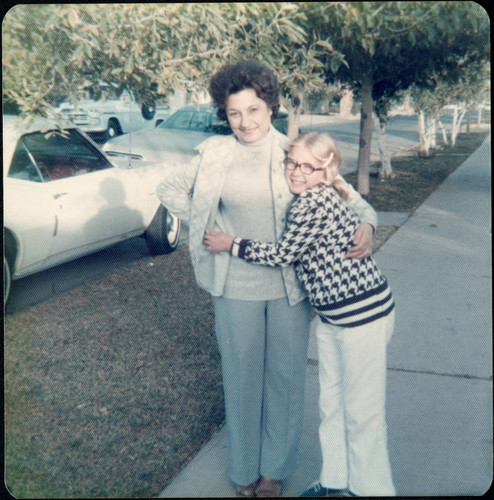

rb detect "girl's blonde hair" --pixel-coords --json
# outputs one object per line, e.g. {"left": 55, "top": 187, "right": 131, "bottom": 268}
{"left": 287, "top": 132, "right": 350, "bottom": 201}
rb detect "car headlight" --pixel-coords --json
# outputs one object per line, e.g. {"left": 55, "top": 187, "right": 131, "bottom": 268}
{"left": 87, "top": 109, "right": 100, "bottom": 118}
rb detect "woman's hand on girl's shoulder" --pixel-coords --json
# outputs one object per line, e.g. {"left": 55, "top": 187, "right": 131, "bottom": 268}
{"left": 346, "top": 223, "right": 374, "bottom": 259}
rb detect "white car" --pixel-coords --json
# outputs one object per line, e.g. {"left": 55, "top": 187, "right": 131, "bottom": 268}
{"left": 56, "top": 86, "right": 170, "bottom": 142}
{"left": 3, "top": 116, "right": 181, "bottom": 304}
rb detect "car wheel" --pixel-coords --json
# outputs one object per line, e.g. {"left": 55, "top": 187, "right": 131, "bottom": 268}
{"left": 105, "top": 119, "right": 121, "bottom": 141}
{"left": 4, "top": 256, "right": 11, "bottom": 305}
{"left": 142, "top": 102, "right": 156, "bottom": 120}
{"left": 145, "top": 206, "right": 181, "bottom": 255}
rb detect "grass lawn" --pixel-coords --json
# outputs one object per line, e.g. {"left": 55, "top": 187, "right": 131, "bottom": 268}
{"left": 4, "top": 129, "right": 489, "bottom": 498}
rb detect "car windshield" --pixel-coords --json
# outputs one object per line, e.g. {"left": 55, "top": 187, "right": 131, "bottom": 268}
{"left": 8, "top": 129, "right": 112, "bottom": 182}
{"left": 158, "top": 108, "right": 232, "bottom": 135}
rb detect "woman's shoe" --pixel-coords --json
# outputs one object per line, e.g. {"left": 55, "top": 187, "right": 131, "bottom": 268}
{"left": 235, "top": 478, "right": 260, "bottom": 497}
{"left": 255, "top": 476, "right": 282, "bottom": 497}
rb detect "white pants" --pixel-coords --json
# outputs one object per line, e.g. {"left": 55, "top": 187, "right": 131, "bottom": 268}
{"left": 315, "top": 310, "right": 396, "bottom": 496}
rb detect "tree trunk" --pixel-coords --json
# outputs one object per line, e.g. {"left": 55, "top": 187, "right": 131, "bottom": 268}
{"left": 402, "top": 92, "right": 414, "bottom": 115}
{"left": 339, "top": 89, "right": 353, "bottom": 118}
{"left": 450, "top": 104, "right": 467, "bottom": 146}
{"left": 437, "top": 120, "right": 449, "bottom": 145}
{"left": 429, "top": 116, "right": 437, "bottom": 149}
{"left": 357, "top": 77, "right": 373, "bottom": 194}
{"left": 374, "top": 115, "right": 394, "bottom": 179}
{"left": 477, "top": 103, "right": 485, "bottom": 127}
{"left": 418, "top": 110, "right": 428, "bottom": 157}
{"left": 286, "top": 84, "right": 304, "bottom": 140}
{"left": 422, "top": 115, "right": 436, "bottom": 155}
{"left": 450, "top": 105, "right": 459, "bottom": 145}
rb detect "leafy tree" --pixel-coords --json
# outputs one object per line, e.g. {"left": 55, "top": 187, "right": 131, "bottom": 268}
{"left": 3, "top": 4, "right": 234, "bottom": 121}
{"left": 217, "top": 2, "right": 342, "bottom": 138}
{"left": 4, "top": 1, "right": 489, "bottom": 187}
{"left": 302, "top": 1, "right": 490, "bottom": 194}
{"left": 2, "top": 3, "right": 341, "bottom": 137}
{"left": 441, "top": 59, "right": 490, "bottom": 144}
{"left": 410, "top": 56, "right": 490, "bottom": 157}
{"left": 410, "top": 80, "right": 448, "bottom": 156}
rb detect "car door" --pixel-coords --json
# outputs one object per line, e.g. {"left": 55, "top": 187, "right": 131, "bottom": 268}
{"left": 21, "top": 130, "right": 143, "bottom": 265}
{"left": 4, "top": 141, "right": 60, "bottom": 275}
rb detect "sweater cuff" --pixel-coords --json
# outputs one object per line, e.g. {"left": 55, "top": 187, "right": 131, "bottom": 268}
{"left": 231, "top": 237, "right": 248, "bottom": 258}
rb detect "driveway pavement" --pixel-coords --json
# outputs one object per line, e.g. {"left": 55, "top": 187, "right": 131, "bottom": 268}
{"left": 160, "top": 134, "right": 492, "bottom": 497}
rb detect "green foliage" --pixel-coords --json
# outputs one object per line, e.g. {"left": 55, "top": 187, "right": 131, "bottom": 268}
{"left": 304, "top": 1, "right": 489, "bottom": 93}
{"left": 3, "top": 4, "right": 232, "bottom": 115}
{"left": 299, "top": 1, "right": 490, "bottom": 192}
{"left": 3, "top": 1, "right": 490, "bottom": 150}
{"left": 2, "top": 3, "right": 340, "bottom": 120}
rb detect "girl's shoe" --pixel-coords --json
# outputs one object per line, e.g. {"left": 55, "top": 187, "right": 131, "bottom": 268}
{"left": 255, "top": 476, "right": 282, "bottom": 497}
{"left": 235, "top": 478, "right": 260, "bottom": 497}
{"left": 300, "top": 482, "right": 355, "bottom": 497}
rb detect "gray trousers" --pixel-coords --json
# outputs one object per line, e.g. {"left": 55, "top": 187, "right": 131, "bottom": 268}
{"left": 214, "top": 296, "right": 312, "bottom": 486}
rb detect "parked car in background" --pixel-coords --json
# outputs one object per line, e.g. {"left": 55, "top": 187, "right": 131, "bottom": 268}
{"left": 3, "top": 116, "right": 181, "bottom": 305}
{"left": 56, "top": 86, "right": 171, "bottom": 142}
{"left": 102, "top": 103, "right": 289, "bottom": 169}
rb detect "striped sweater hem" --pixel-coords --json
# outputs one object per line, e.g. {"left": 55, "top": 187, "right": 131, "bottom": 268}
{"left": 315, "top": 281, "right": 395, "bottom": 327}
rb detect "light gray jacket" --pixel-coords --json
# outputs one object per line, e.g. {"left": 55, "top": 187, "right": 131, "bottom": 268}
{"left": 157, "top": 129, "right": 377, "bottom": 306}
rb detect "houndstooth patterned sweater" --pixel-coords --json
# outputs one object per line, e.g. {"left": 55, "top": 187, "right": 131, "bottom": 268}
{"left": 232, "top": 183, "right": 395, "bottom": 327}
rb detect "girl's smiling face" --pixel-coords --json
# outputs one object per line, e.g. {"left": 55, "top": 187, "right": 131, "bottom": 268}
{"left": 284, "top": 145, "right": 327, "bottom": 195}
{"left": 225, "top": 88, "right": 273, "bottom": 144}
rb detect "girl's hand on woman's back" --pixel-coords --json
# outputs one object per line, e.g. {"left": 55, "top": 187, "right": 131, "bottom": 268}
{"left": 203, "top": 232, "right": 234, "bottom": 254}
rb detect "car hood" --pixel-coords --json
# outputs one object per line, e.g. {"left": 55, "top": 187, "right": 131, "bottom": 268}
{"left": 102, "top": 127, "right": 221, "bottom": 163}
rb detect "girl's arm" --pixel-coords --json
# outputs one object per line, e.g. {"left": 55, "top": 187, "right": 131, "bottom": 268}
{"left": 204, "top": 195, "right": 327, "bottom": 268}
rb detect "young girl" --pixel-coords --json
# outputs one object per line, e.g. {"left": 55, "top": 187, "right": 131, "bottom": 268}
{"left": 203, "top": 132, "right": 396, "bottom": 497}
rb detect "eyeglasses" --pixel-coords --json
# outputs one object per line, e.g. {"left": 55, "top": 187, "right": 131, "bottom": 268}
{"left": 284, "top": 158, "right": 324, "bottom": 175}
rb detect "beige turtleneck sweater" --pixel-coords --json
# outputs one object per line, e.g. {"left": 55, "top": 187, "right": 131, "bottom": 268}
{"left": 218, "top": 127, "right": 287, "bottom": 300}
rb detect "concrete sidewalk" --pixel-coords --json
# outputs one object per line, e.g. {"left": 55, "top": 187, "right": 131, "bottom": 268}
{"left": 160, "top": 136, "right": 492, "bottom": 497}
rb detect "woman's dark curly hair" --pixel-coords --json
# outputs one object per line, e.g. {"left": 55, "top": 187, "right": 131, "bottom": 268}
{"left": 209, "top": 60, "right": 280, "bottom": 122}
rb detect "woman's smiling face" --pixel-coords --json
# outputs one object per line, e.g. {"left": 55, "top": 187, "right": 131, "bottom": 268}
{"left": 225, "top": 88, "right": 273, "bottom": 144}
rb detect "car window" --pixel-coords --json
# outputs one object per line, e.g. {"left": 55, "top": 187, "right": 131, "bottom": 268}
{"left": 273, "top": 114, "right": 288, "bottom": 135}
{"left": 8, "top": 142, "right": 46, "bottom": 182}
{"left": 210, "top": 113, "right": 232, "bottom": 135}
{"left": 17, "top": 130, "right": 112, "bottom": 181}
{"left": 189, "top": 111, "right": 209, "bottom": 131}
{"left": 161, "top": 110, "right": 194, "bottom": 130}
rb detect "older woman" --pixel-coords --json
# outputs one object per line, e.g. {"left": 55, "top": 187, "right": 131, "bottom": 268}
{"left": 157, "top": 60, "right": 377, "bottom": 497}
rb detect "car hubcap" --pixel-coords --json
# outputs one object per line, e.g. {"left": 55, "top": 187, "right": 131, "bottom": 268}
{"left": 4, "top": 257, "right": 11, "bottom": 304}
{"left": 167, "top": 213, "right": 179, "bottom": 244}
